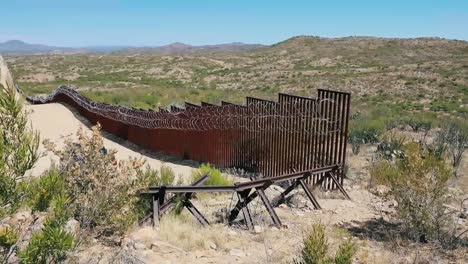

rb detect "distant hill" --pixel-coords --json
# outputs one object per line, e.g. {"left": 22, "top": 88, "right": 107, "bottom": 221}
{"left": 0, "top": 40, "right": 264, "bottom": 55}
{"left": 121, "top": 42, "right": 265, "bottom": 54}
{"left": 0, "top": 40, "right": 65, "bottom": 54}
{"left": 11, "top": 35, "right": 468, "bottom": 109}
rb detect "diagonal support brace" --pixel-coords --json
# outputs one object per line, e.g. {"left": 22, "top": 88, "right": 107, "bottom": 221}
{"left": 251, "top": 177, "right": 282, "bottom": 228}
{"left": 237, "top": 189, "right": 254, "bottom": 230}
{"left": 183, "top": 193, "right": 210, "bottom": 226}
{"left": 327, "top": 171, "right": 351, "bottom": 200}
{"left": 272, "top": 173, "right": 322, "bottom": 210}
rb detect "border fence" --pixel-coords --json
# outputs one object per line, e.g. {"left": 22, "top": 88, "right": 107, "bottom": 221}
{"left": 28, "top": 86, "right": 350, "bottom": 189}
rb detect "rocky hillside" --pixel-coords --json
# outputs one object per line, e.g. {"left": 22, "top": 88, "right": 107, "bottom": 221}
{"left": 6, "top": 36, "right": 468, "bottom": 112}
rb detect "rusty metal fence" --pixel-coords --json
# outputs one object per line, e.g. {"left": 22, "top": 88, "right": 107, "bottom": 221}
{"left": 28, "top": 86, "right": 350, "bottom": 189}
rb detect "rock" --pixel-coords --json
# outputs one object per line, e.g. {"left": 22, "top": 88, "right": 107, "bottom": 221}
{"left": 371, "top": 185, "right": 390, "bottom": 196}
{"left": 271, "top": 227, "right": 280, "bottom": 232}
{"left": 265, "top": 185, "right": 285, "bottom": 200}
{"left": 227, "top": 229, "right": 237, "bottom": 236}
{"left": 208, "top": 241, "right": 217, "bottom": 250}
{"left": 134, "top": 242, "right": 146, "bottom": 250}
{"left": 253, "top": 225, "right": 263, "bottom": 234}
{"left": 29, "top": 217, "right": 46, "bottom": 233}
{"left": 64, "top": 219, "right": 80, "bottom": 237}
{"left": 229, "top": 249, "right": 246, "bottom": 258}
{"left": 288, "top": 194, "right": 309, "bottom": 208}
{"left": 9, "top": 210, "right": 31, "bottom": 225}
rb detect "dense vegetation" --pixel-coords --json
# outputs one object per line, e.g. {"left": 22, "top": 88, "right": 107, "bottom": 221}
{"left": 0, "top": 75, "right": 177, "bottom": 262}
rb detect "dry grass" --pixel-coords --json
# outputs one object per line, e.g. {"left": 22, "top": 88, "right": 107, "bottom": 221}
{"left": 157, "top": 213, "right": 235, "bottom": 251}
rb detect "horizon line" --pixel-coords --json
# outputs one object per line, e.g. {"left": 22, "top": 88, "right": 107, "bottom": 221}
{"left": 1, "top": 35, "right": 467, "bottom": 48}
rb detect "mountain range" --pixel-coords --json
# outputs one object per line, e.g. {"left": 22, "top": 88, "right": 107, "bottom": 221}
{"left": 0, "top": 40, "right": 264, "bottom": 54}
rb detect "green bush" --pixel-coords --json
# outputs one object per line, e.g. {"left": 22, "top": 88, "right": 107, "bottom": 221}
{"left": 348, "top": 115, "right": 386, "bottom": 154}
{"left": 402, "top": 112, "right": 436, "bottom": 132}
{"left": 0, "top": 226, "right": 18, "bottom": 249}
{"left": 334, "top": 240, "right": 357, "bottom": 264}
{"left": 0, "top": 66, "right": 40, "bottom": 216}
{"left": 24, "top": 168, "right": 67, "bottom": 212}
{"left": 159, "top": 165, "right": 176, "bottom": 185}
{"left": 429, "top": 100, "right": 459, "bottom": 113}
{"left": 370, "top": 141, "right": 455, "bottom": 244}
{"left": 135, "top": 165, "right": 181, "bottom": 218}
{"left": 375, "top": 133, "right": 407, "bottom": 161}
{"left": 293, "top": 223, "right": 357, "bottom": 264}
{"left": 18, "top": 196, "right": 74, "bottom": 264}
{"left": 0, "top": 226, "right": 18, "bottom": 263}
{"left": 192, "top": 163, "right": 232, "bottom": 186}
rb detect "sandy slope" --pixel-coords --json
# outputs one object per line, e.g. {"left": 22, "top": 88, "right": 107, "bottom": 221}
{"left": 26, "top": 102, "right": 196, "bottom": 178}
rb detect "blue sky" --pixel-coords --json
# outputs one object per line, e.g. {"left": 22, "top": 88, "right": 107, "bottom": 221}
{"left": 1, "top": 0, "right": 467, "bottom": 47}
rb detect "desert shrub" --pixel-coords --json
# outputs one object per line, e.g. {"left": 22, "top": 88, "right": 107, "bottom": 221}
{"left": 0, "top": 61, "right": 40, "bottom": 216}
{"left": 192, "top": 163, "right": 232, "bottom": 186}
{"left": 0, "top": 226, "right": 18, "bottom": 263}
{"left": 159, "top": 165, "right": 176, "bottom": 185}
{"left": 375, "top": 132, "right": 407, "bottom": 161}
{"left": 134, "top": 165, "right": 181, "bottom": 218}
{"left": 333, "top": 240, "right": 357, "bottom": 264}
{"left": 429, "top": 100, "right": 459, "bottom": 113}
{"left": 18, "top": 196, "right": 74, "bottom": 264}
{"left": 24, "top": 167, "right": 67, "bottom": 212}
{"left": 44, "top": 125, "right": 154, "bottom": 236}
{"left": 293, "top": 223, "right": 357, "bottom": 264}
{"left": 434, "top": 120, "right": 468, "bottom": 177}
{"left": 402, "top": 112, "right": 435, "bottom": 132}
{"left": 0, "top": 226, "right": 18, "bottom": 248}
{"left": 370, "top": 141, "right": 459, "bottom": 245}
{"left": 348, "top": 116, "right": 386, "bottom": 154}
{"left": 1, "top": 58, "right": 75, "bottom": 263}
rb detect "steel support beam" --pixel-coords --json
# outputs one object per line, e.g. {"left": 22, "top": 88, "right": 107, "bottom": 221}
{"left": 237, "top": 189, "right": 254, "bottom": 230}
{"left": 327, "top": 171, "right": 351, "bottom": 200}
{"left": 298, "top": 178, "right": 321, "bottom": 210}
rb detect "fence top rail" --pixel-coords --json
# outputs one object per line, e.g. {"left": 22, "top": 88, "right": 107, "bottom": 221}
{"left": 144, "top": 185, "right": 237, "bottom": 194}
{"left": 235, "top": 164, "right": 337, "bottom": 191}
{"left": 143, "top": 165, "right": 338, "bottom": 194}
{"left": 317, "top": 89, "right": 351, "bottom": 96}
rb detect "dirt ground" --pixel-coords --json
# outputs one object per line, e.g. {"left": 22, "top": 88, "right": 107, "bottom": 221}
{"left": 26, "top": 103, "right": 468, "bottom": 264}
